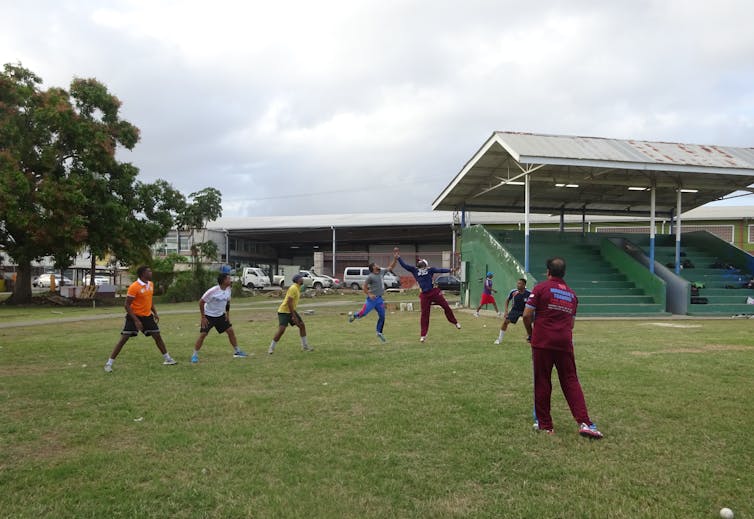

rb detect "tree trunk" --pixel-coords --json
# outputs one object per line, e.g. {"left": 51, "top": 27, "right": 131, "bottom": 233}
{"left": 90, "top": 255, "right": 97, "bottom": 286}
{"left": 7, "top": 261, "right": 33, "bottom": 304}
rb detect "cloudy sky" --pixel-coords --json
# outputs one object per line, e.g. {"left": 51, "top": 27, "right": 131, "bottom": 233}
{"left": 3, "top": 0, "right": 754, "bottom": 216}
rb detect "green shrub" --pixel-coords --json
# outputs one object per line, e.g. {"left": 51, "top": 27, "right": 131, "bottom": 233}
{"left": 163, "top": 269, "right": 215, "bottom": 303}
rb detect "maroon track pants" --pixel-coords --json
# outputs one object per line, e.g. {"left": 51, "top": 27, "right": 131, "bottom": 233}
{"left": 419, "top": 287, "right": 458, "bottom": 337}
{"left": 532, "top": 347, "right": 592, "bottom": 430}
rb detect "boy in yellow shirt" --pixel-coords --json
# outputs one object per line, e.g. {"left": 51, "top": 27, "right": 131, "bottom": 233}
{"left": 268, "top": 274, "right": 313, "bottom": 354}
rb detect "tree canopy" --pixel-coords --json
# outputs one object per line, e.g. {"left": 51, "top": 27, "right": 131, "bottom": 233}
{"left": 0, "top": 63, "right": 214, "bottom": 303}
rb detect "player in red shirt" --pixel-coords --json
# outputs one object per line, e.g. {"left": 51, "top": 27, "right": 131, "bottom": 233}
{"left": 522, "top": 257, "right": 603, "bottom": 439}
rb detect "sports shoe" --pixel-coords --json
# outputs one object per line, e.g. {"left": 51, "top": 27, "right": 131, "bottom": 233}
{"left": 493, "top": 339, "right": 501, "bottom": 345}
{"left": 420, "top": 336, "right": 426, "bottom": 343}
{"left": 455, "top": 323, "right": 462, "bottom": 330}
{"left": 533, "top": 421, "right": 554, "bottom": 434}
{"left": 579, "top": 422, "right": 603, "bottom": 439}
{"left": 191, "top": 352, "right": 199, "bottom": 363}
{"left": 268, "top": 347, "right": 274, "bottom": 355}
{"left": 348, "top": 312, "right": 355, "bottom": 323}
{"left": 233, "top": 350, "right": 248, "bottom": 358}
{"left": 302, "top": 345, "right": 314, "bottom": 352}
{"left": 376, "top": 332, "right": 387, "bottom": 343}
{"left": 163, "top": 358, "right": 177, "bottom": 366}
{"left": 104, "top": 364, "right": 113, "bottom": 373}
{"left": 473, "top": 311, "right": 479, "bottom": 318}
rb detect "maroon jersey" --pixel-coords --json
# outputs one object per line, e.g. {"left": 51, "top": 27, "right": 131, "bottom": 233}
{"left": 525, "top": 277, "right": 578, "bottom": 351}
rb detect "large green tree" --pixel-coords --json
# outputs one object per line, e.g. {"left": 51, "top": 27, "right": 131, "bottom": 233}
{"left": 0, "top": 64, "right": 184, "bottom": 303}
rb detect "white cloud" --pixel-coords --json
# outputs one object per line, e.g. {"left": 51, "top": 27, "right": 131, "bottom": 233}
{"left": 3, "top": 0, "right": 754, "bottom": 216}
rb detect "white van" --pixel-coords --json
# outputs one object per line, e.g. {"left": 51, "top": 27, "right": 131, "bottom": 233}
{"left": 343, "top": 266, "right": 400, "bottom": 290}
{"left": 343, "top": 267, "right": 370, "bottom": 290}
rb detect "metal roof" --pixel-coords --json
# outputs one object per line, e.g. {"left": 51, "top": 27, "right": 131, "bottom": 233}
{"left": 209, "top": 205, "right": 754, "bottom": 232}
{"left": 432, "top": 132, "right": 754, "bottom": 216}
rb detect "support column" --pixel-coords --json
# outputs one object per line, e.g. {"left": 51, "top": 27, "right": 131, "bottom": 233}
{"left": 331, "top": 226, "right": 336, "bottom": 277}
{"left": 675, "top": 190, "right": 682, "bottom": 275}
{"left": 524, "top": 172, "right": 531, "bottom": 274}
{"left": 649, "top": 185, "right": 656, "bottom": 274}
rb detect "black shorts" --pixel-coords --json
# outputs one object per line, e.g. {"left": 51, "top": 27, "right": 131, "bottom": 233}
{"left": 122, "top": 315, "right": 160, "bottom": 336}
{"left": 507, "top": 309, "right": 523, "bottom": 324}
{"left": 201, "top": 314, "right": 232, "bottom": 334}
{"left": 278, "top": 311, "right": 303, "bottom": 327}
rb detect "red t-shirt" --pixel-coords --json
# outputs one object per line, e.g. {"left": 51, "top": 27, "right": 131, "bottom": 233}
{"left": 525, "top": 277, "right": 578, "bottom": 351}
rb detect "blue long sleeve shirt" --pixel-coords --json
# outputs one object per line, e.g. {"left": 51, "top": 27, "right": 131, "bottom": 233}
{"left": 397, "top": 256, "right": 450, "bottom": 293}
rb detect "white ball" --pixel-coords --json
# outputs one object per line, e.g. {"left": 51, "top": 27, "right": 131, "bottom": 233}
{"left": 720, "top": 507, "right": 734, "bottom": 519}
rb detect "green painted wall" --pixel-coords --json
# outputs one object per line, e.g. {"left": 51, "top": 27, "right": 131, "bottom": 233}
{"left": 601, "top": 239, "right": 666, "bottom": 305}
{"left": 460, "top": 226, "right": 535, "bottom": 307}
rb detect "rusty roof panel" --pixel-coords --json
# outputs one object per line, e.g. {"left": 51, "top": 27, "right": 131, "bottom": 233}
{"left": 495, "top": 132, "right": 754, "bottom": 169}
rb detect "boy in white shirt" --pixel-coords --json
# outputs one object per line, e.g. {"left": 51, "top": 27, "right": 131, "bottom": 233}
{"left": 191, "top": 273, "right": 248, "bottom": 363}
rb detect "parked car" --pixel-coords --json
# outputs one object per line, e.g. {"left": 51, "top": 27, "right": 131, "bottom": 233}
{"left": 83, "top": 275, "right": 111, "bottom": 286}
{"left": 318, "top": 274, "right": 342, "bottom": 289}
{"left": 343, "top": 266, "right": 370, "bottom": 289}
{"left": 434, "top": 274, "right": 461, "bottom": 292}
{"left": 297, "top": 270, "right": 333, "bottom": 289}
{"left": 344, "top": 266, "right": 400, "bottom": 289}
{"left": 32, "top": 273, "right": 73, "bottom": 288}
{"left": 382, "top": 271, "right": 401, "bottom": 289}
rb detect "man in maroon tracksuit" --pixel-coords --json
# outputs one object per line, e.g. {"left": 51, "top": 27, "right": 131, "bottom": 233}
{"left": 523, "top": 257, "right": 603, "bottom": 439}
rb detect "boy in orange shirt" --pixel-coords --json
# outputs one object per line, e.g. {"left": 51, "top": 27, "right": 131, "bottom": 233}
{"left": 104, "top": 266, "right": 177, "bottom": 372}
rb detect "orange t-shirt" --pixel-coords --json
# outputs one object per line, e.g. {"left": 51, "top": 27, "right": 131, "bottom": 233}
{"left": 127, "top": 280, "right": 154, "bottom": 317}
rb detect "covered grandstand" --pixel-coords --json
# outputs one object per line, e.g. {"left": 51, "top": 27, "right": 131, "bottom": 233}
{"left": 433, "top": 132, "right": 754, "bottom": 316}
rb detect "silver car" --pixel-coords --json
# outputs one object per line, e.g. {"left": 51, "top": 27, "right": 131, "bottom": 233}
{"left": 32, "top": 273, "right": 73, "bottom": 288}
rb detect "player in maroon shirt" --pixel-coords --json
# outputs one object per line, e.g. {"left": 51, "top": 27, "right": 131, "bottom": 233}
{"left": 522, "top": 257, "right": 603, "bottom": 439}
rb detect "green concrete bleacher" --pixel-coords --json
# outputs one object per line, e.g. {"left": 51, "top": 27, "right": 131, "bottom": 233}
{"left": 492, "top": 231, "right": 666, "bottom": 316}
{"left": 641, "top": 242, "right": 754, "bottom": 315}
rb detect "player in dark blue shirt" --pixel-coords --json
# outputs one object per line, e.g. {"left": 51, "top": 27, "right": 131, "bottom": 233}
{"left": 494, "top": 278, "right": 531, "bottom": 344}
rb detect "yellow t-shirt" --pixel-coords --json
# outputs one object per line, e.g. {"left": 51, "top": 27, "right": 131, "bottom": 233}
{"left": 127, "top": 279, "right": 154, "bottom": 317}
{"left": 277, "top": 283, "right": 300, "bottom": 314}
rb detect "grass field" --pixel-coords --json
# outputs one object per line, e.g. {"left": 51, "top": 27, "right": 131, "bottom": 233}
{"left": 1, "top": 293, "right": 752, "bottom": 518}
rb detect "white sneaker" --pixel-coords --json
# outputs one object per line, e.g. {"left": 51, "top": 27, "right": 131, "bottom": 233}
{"left": 420, "top": 336, "right": 426, "bottom": 343}
{"left": 163, "top": 358, "right": 177, "bottom": 366}
{"left": 493, "top": 339, "right": 501, "bottom": 345}
{"left": 473, "top": 312, "right": 479, "bottom": 318}
{"left": 455, "top": 323, "right": 462, "bottom": 330}
{"left": 302, "top": 345, "right": 314, "bottom": 352}
{"left": 268, "top": 347, "right": 275, "bottom": 355}
{"left": 104, "top": 364, "right": 113, "bottom": 373}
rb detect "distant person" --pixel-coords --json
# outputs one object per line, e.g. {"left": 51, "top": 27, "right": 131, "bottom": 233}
{"left": 394, "top": 247, "right": 460, "bottom": 343}
{"left": 494, "top": 278, "right": 531, "bottom": 344}
{"left": 104, "top": 266, "right": 177, "bottom": 372}
{"left": 348, "top": 257, "right": 398, "bottom": 343}
{"left": 268, "top": 274, "right": 314, "bottom": 354}
{"left": 473, "top": 272, "right": 500, "bottom": 316}
{"left": 190, "top": 273, "right": 248, "bottom": 363}
{"left": 522, "top": 257, "right": 602, "bottom": 438}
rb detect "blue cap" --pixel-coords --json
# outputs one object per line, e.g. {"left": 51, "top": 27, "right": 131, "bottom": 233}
{"left": 486, "top": 272, "right": 494, "bottom": 277}
{"left": 293, "top": 273, "right": 304, "bottom": 282}
{"left": 220, "top": 265, "right": 232, "bottom": 274}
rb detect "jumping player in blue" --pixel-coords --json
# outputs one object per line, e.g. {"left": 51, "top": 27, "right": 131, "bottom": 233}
{"left": 348, "top": 257, "right": 398, "bottom": 343}
{"left": 494, "top": 278, "right": 531, "bottom": 344}
{"left": 394, "top": 247, "right": 460, "bottom": 343}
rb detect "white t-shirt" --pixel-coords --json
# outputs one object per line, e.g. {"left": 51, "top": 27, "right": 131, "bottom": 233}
{"left": 201, "top": 285, "right": 231, "bottom": 317}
